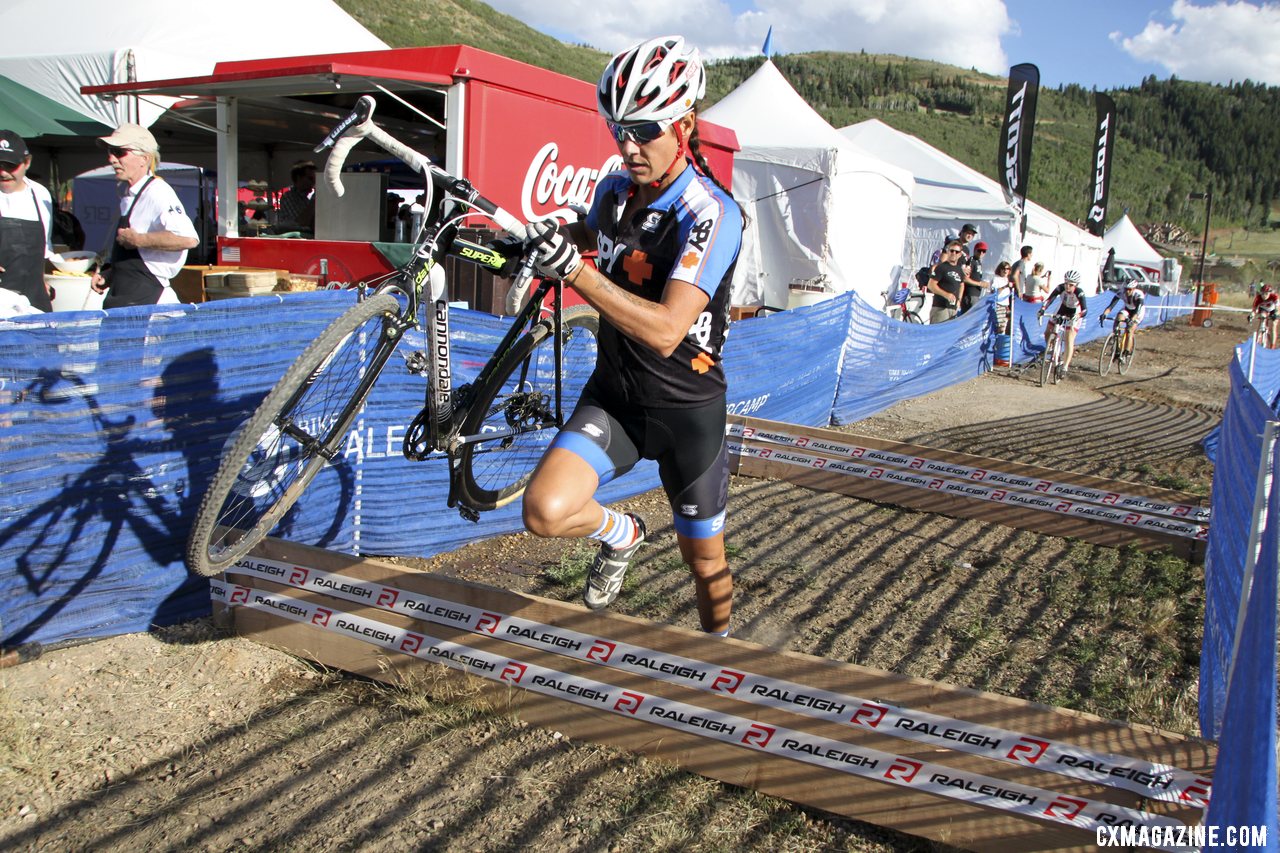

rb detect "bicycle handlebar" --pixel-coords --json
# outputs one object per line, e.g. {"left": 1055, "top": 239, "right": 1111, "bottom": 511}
{"left": 314, "top": 95, "right": 529, "bottom": 244}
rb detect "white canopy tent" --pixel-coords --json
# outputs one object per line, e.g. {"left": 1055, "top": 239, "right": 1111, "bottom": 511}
{"left": 703, "top": 61, "right": 913, "bottom": 309}
{"left": 840, "top": 118, "right": 1104, "bottom": 293}
{"left": 0, "top": 0, "right": 387, "bottom": 130}
{"left": 840, "top": 119, "right": 1017, "bottom": 269}
{"left": 1103, "top": 213, "right": 1165, "bottom": 274}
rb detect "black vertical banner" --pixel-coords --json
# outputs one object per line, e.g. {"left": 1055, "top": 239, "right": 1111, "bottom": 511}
{"left": 1086, "top": 92, "right": 1117, "bottom": 236}
{"left": 997, "top": 63, "right": 1040, "bottom": 226}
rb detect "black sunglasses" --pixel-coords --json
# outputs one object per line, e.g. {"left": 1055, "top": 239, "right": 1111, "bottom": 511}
{"left": 606, "top": 120, "right": 669, "bottom": 145}
{"left": 0, "top": 160, "right": 21, "bottom": 172}
{"left": 107, "top": 146, "right": 136, "bottom": 159}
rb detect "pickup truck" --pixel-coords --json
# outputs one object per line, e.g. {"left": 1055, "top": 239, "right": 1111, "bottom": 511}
{"left": 1107, "top": 262, "right": 1168, "bottom": 296}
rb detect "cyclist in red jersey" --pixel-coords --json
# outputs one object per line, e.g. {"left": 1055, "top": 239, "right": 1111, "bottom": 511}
{"left": 520, "top": 36, "right": 744, "bottom": 637}
{"left": 1251, "top": 282, "right": 1279, "bottom": 348}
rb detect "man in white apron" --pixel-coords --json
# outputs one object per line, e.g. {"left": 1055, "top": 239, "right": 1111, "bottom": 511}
{"left": 0, "top": 129, "right": 54, "bottom": 314}
{"left": 88, "top": 124, "right": 197, "bottom": 308}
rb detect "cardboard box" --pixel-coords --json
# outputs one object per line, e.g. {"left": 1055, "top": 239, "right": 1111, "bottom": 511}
{"left": 171, "top": 265, "right": 289, "bottom": 303}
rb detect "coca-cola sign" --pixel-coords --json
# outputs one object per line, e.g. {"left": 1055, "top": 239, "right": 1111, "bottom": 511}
{"left": 520, "top": 142, "right": 622, "bottom": 222}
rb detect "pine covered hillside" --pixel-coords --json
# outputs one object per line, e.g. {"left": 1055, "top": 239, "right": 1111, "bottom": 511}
{"left": 339, "top": 0, "right": 1280, "bottom": 244}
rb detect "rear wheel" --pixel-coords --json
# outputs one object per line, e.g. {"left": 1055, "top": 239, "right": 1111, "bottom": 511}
{"left": 455, "top": 306, "right": 599, "bottom": 511}
{"left": 1118, "top": 335, "right": 1136, "bottom": 375}
{"left": 186, "top": 293, "right": 402, "bottom": 576}
{"left": 904, "top": 310, "right": 923, "bottom": 324}
{"left": 1099, "top": 332, "right": 1118, "bottom": 376}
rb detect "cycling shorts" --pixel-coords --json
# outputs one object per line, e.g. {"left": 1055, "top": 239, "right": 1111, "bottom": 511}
{"left": 550, "top": 389, "right": 728, "bottom": 539}
{"left": 1049, "top": 313, "right": 1083, "bottom": 332}
{"left": 1118, "top": 307, "right": 1143, "bottom": 326}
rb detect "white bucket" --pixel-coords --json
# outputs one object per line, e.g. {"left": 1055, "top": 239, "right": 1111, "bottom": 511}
{"left": 47, "top": 275, "right": 106, "bottom": 312}
{"left": 787, "top": 283, "right": 835, "bottom": 310}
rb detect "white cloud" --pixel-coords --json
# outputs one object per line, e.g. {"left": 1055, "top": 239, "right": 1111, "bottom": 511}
{"left": 1114, "top": 1, "right": 1280, "bottom": 85}
{"left": 483, "top": 0, "right": 1013, "bottom": 74}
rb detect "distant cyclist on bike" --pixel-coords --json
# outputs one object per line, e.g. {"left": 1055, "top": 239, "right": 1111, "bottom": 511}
{"left": 1038, "top": 270, "right": 1088, "bottom": 376}
{"left": 1251, "top": 282, "right": 1279, "bottom": 349}
{"left": 521, "top": 35, "right": 744, "bottom": 638}
{"left": 1099, "top": 279, "right": 1146, "bottom": 356}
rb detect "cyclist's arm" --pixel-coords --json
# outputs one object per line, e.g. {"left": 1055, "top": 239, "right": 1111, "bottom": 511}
{"left": 926, "top": 275, "right": 955, "bottom": 302}
{"left": 567, "top": 263, "right": 709, "bottom": 357}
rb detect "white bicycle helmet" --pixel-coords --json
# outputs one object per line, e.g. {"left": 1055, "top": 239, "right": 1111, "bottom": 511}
{"left": 1064, "top": 270, "right": 1082, "bottom": 284}
{"left": 597, "top": 35, "right": 706, "bottom": 125}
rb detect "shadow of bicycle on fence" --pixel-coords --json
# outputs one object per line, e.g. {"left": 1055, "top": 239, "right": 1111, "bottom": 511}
{"left": 0, "top": 350, "right": 353, "bottom": 646}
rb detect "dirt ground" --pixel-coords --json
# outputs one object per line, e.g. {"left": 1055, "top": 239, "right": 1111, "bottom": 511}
{"left": 0, "top": 307, "right": 1248, "bottom": 852}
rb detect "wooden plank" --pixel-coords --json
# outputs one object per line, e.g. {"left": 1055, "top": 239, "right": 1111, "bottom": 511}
{"left": 729, "top": 416, "right": 1207, "bottom": 560}
{"left": 215, "top": 538, "right": 1215, "bottom": 852}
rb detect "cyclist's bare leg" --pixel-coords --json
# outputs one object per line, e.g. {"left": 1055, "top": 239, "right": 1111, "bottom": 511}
{"left": 677, "top": 532, "right": 731, "bottom": 633}
{"left": 1063, "top": 326, "right": 1079, "bottom": 367}
{"left": 522, "top": 449, "right": 605, "bottom": 538}
{"left": 1269, "top": 317, "right": 1278, "bottom": 349}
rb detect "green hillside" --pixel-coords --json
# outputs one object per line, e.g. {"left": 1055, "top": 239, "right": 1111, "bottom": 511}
{"left": 340, "top": 0, "right": 1280, "bottom": 263}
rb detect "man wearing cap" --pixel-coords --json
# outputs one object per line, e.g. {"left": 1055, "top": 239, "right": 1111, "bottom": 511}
{"left": 0, "top": 129, "right": 55, "bottom": 313}
{"left": 89, "top": 123, "right": 198, "bottom": 308}
{"left": 960, "top": 240, "right": 991, "bottom": 314}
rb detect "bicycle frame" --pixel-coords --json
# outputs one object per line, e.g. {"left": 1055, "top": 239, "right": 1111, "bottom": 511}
{"left": 347, "top": 216, "right": 575, "bottom": 514}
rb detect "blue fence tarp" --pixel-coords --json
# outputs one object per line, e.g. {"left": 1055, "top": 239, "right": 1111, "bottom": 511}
{"left": 0, "top": 289, "right": 1199, "bottom": 646}
{"left": 1199, "top": 343, "right": 1280, "bottom": 847}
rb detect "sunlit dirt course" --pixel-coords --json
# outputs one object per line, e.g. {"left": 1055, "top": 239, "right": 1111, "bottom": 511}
{"left": 1, "top": 308, "right": 1243, "bottom": 852}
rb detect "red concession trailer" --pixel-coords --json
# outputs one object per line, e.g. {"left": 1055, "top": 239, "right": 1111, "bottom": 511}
{"left": 84, "top": 45, "right": 738, "bottom": 312}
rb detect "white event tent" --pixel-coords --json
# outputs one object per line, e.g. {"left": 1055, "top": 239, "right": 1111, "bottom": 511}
{"left": 0, "top": 0, "right": 387, "bottom": 131}
{"left": 841, "top": 118, "right": 1106, "bottom": 293}
{"left": 841, "top": 118, "right": 1018, "bottom": 269}
{"left": 702, "top": 61, "right": 913, "bottom": 309}
{"left": 1103, "top": 213, "right": 1165, "bottom": 275}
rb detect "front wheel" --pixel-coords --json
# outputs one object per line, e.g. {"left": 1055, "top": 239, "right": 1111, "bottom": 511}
{"left": 455, "top": 306, "right": 600, "bottom": 511}
{"left": 904, "top": 310, "right": 923, "bottom": 324}
{"left": 186, "top": 293, "right": 403, "bottom": 576}
{"left": 1038, "top": 352, "right": 1051, "bottom": 387}
{"left": 1099, "top": 332, "right": 1118, "bottom": 376}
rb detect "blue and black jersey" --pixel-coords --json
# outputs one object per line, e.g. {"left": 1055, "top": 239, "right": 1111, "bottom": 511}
{"left": 586, "top": 164, "right": 743, "bottom": 406}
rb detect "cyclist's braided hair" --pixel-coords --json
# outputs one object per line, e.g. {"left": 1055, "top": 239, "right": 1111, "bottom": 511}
{"left": 688, "top": 114, "right": 748, "bottom": 225}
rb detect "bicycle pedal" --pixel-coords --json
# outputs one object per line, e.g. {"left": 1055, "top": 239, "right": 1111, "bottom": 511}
{"left": 403, "top": 350, "right": 430, "bottom": 376}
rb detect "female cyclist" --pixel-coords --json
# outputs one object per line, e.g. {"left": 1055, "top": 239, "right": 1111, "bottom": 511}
{"left": 522, "top": 36, "right": 745, "bottom": 637}
{"left": 1038, "top": 270, "right": 1088, "bottom": 376}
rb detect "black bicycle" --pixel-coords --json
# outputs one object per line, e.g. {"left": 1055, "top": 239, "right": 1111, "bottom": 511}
{"left": 186, "top": 96, "right": 599, "bottom": 577}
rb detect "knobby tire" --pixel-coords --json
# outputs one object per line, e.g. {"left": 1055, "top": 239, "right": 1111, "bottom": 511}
{"left": 455, "top": 306, "right": 600, "bottom": 511}
{"left": 186, "top": 293, "right": 402, "bottom": 576}
{"left": 1099, "top": 332, "right": 1118, "bottom": 376}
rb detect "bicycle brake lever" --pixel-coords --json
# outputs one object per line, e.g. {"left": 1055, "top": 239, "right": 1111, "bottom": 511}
{"left": 504, "top": 253, "right": 539, "bottom": 316}
{"left": 315, "top": 96, "right": 375, "bottom": 153}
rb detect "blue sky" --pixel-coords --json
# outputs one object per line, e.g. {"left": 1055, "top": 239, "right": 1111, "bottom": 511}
{"left": 483, "top": 0, "right": 1280, "bottom": 89}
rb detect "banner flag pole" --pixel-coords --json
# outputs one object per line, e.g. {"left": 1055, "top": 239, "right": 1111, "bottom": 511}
{"left": 997, "top": 63, "right": 1039, "bottom": 373}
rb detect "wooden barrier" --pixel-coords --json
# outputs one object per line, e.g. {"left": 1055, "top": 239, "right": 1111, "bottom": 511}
{"left": 728, "top": 416, "right": 1210, "bottom": 561}
{"left": 216, "top": 537, "right": 1215, "bottom": 852}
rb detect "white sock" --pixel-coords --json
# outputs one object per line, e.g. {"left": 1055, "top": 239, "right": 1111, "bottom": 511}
{"left": 705, "top": 626, "right": 730, "bottom": 638}
{"left": 588, "top": 508, "right": 637, "bottom": 549}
